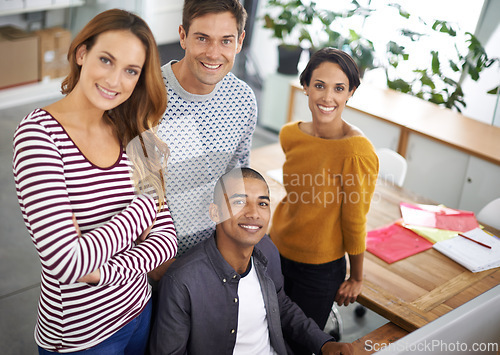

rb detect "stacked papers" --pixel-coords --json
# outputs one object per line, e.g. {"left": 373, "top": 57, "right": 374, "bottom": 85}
{"left": 400, "top": 224, "right": 459, "bottom": 244}
{"left": 433, "top": 228, "right": 500, "bottom": 273}
{"left": 399, "top": 202, "right": 479, "bottom": 232}
{"left": 367, "top": 203, "right": 485, "bottom": 265}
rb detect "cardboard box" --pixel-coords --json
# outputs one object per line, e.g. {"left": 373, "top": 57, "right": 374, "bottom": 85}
{"left": 0, "top": 26, "right": 38, "bottom": 90}
{"left": 35, "top": 27, "right": 71, "bottom": 81}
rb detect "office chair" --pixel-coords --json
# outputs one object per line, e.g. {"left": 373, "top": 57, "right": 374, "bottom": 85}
{"left": 376, "top": 147, "right": 408, "bottom": 187}
{"left": 477, "top": 198, "right": 500, "bottom": 230}
{"left": 326, "top": 304, "right": 343, "bottom": 341}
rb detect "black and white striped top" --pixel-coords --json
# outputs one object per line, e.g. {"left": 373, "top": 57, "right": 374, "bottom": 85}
{"left": 12, "top": 109, "right": 177, "bottom": 352}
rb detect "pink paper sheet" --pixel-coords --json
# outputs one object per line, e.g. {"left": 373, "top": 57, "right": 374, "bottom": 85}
{"left": 367, "top": 222, "right": 434, "bottom": 263}
{"left": 400, "top": 202, "right": 479, "bottom": 232}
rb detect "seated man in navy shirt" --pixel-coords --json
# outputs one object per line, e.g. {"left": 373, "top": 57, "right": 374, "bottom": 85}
{"left": 149, "top": 167, "right": 353, "bottom": 354}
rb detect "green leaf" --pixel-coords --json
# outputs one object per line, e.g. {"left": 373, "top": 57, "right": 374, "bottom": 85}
{"left": 487, "top": 57, "right": 499, "bottom": 67}
{"left": 273, "top": 26, "right": 284, "bottom": 40}
{"left": 430, "top": 93, "right": 445, "bottom": 104}
{"left": 420, "top": 73, "right": 435, "bottom": 89}
{"left": 431, "top": 20, "right": 443, "bottom": 31}
{"left": 303, "top": 5, "right": 316, "bottom": 23}
{"left": 400, "top": 29, "right": 425, "bottom": 41}
{"left": 443, "top": 77, "right": 458, "bottom": 87}
{"left": 447, "top": 25, "right": 457, "bottom": 37}
{"left": 449, "top": 60, "right": 459, "bottom": 72}
{"left": 387, "top": 41, "right": 406, "bottom": 55}
{"left": 299, "top": 28, "right": 312, "bottom": 44}
{"left": 487, "top": 86, "right": 500, "bottom": 95}
{"left": 263, "top": 15, "right": 274, "bottom": 29}
{"left": 468, "top": 65, "right": 480, "bottom": 81}
{"left": 325, "top": 29, "right": 343, "bottom": 45}
{"left": 466, "top": 32, "right": 484, "bottom": 52}
{"left": 388, "top": 3, "right": 410, "bottom": 19}
{"left": 431, "top": 20, "right": 457, "bottom": 36}
{"left": 349, "top": 29, "right": 361, "bottom": 41}
{"left": 431, "top": 51, "right": 440, "bottom": 75}
{"left": 387, "top": 79, "right": 412, "bottom": 93}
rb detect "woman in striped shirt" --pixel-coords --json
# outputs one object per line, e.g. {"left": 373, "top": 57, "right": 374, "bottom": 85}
{"left": 12, "top": 9, "right": 177, "bottom": 354}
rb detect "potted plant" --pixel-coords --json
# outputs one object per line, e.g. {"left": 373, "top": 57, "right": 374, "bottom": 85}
{"left": 383, "top": 6, "right": 499, "bottom": 112}
{"left": 314, "top": 1, "right": 497, "bottom": 112}
{"left": 262, "top": 0, "right": 318, "bottom": 75}
{"left": 307, "top": 1, "right": 377, "bottom": 77}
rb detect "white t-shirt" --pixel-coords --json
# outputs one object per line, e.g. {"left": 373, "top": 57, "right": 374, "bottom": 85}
{"left": 233, "top": 257, "right": 278, "bottom": 355}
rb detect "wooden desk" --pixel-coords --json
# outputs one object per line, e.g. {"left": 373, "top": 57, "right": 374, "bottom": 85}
{"left": 250, "top": 143, "right": 500, "bottom": 347}
{"left": 351, "top": 323, "right": 408, "bottom": 354}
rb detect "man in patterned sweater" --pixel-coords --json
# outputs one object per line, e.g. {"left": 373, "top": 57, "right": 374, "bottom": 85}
{"left": 156, "top": 0, "right": 257, "bottom": 260}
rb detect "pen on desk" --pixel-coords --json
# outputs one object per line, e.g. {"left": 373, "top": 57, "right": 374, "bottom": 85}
{"left": 458, "top": 233, "right": 492, "bottom": 249}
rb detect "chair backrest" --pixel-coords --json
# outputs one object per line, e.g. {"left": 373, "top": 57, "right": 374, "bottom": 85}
{"left": 477, "top": 198, "right": 500, "bottom": 230}
{"left": 376, "top": 148, "right": 408, "bottom": 187}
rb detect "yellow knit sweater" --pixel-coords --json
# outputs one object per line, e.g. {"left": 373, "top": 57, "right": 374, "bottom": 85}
{"left": 270, "top": 122, "right": 379, "bottom": 264}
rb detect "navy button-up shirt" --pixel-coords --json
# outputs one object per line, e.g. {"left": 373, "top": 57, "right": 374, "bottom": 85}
{"left": 149, "top": 234, "right": 333, "bottom": 354}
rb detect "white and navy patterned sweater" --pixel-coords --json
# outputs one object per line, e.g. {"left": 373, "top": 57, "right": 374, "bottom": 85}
{"left": 158, "top": 61, "right": 257, "bottom": 255}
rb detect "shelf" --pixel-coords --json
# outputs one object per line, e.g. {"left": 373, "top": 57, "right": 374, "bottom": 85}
{"left": 0, "top": 1, "right": 85, "bottom": 17}
{"left": 0, "top": 79, "right": 64, "bottom": 110}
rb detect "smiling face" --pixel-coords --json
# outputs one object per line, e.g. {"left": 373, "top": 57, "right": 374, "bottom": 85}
{"left": 74, "top": 30, "right": 146, "bottom": 111}
{"left": 211, "top": 176, "right": 270, "bottom": 251}
{"left": 304, "top": 61, "right": 354, "bottom": 125}
{"left": 178, "top": 11, "right": 245, "bottom": 94}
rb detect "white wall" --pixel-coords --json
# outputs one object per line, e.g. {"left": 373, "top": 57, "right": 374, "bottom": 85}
{"left": 248, "top": 0, "right": 280, "bottom": 81}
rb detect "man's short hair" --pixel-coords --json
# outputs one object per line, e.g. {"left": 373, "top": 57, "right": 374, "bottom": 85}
{"left": 213, "top": 167, "right": 268, "bottom": 206}
{"left": 182, "top": 0, "right": 248, "bottom": 37}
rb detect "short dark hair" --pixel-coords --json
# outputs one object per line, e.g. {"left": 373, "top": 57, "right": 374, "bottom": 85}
{"left": 213, "top": 168, "right": 268, "bottom": 206}
{"left": 300, "top": 47, "right": 361, "bottom": 92}
{"left": 182, "top": 0, "right": 247, "bottom": 37}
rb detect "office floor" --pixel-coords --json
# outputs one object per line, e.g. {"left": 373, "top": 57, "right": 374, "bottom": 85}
{"left": 0, "top": 45, "right": 387, "bottom": 354}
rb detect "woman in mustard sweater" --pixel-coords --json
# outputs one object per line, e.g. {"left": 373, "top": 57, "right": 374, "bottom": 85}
{"left": 270, "top": 48, "right": 379, "bottom": 353}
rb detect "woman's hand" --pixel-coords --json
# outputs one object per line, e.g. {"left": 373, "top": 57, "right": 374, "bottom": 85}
{"left": 334, "top": 278, "right": 362, "bottom": 306}
{"left": 335, "top": 252, "right": 364, "bottom": 306}
{"left": 136, "top": 220, "right": 155, "bottom": 244}
{"left": 72, "top": 214, "right": 82, "bottom": 237}
{"left": 78, "top": 269, "right": 101, "bottom": 284}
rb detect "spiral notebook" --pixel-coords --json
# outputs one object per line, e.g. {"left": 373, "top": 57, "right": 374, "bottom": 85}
{"left": 433, "top": 228, "right": 500, "bottom": 272}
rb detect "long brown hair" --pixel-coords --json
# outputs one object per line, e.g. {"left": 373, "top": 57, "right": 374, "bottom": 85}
{"left": 63, "top": 9, "right": 168, "bottom": 208}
